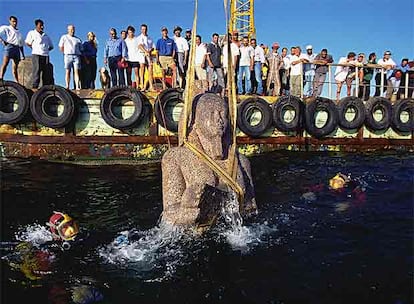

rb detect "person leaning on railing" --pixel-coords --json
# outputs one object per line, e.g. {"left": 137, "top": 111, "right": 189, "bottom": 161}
{"left": 312, "top": 48, "right": 333, "bottom": 97}
{"left": 334, "top": 52, "right": 356, "bottom": 102}
{"left": 360, "top": 52, "right": 376, "bottom": 101}
{"left": 374, "top": 50, "right": 396, "bottom": 97}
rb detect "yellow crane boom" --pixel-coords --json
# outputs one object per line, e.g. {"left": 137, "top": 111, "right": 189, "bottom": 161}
{"left": 230, "top": 0, "right": 256, "bottom": 39}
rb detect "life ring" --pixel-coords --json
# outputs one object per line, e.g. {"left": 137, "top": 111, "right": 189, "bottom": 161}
{"left": 391, "top": 98, "right": 414, "bottom": 133}
{"left": 30, "top": 85, "right": 75, "bottom": 128}
{"left": 305, "top": 97, "right": 339, "bottom": 138}
{"left": 237, "top": 97, "right": 272, "bottom": 137}
{"left": 272, "top": 95, "right": 304, "bottom": 132}
{"left": 0, "top": 80, "right": 30, "bottom": 124}
{"left": 337, "top": 96, "right": 365, "bottom": 130}
{"left": 154, "top": 88, "right": 183, "bottom": 132}
{"left": 100, "top": 86, "right": 144, "bottom": 129}
{"left": 364, "top": 97, "right": 392, "bottom": 131}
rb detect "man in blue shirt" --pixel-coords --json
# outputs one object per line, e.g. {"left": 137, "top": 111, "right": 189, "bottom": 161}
{"left": 104, "top": 28, "right": 127, "bottom": 87}
{"left": 156, "top": 27, "right": 177, "bottom": 89}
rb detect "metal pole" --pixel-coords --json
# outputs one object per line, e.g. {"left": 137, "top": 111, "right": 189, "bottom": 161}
{"left": 355, "top": 66, "right": 359, "bottom": 97}
{"left": 405, "top": 71, "right": 409, "bottom": 98}
{"left": 380, "top": 68, "right": 384, "bottom": 97}
{"left": 328, "top": 65, "right": 332, "bottom": 99}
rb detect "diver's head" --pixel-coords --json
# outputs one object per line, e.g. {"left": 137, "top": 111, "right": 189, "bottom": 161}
{"left": 47, "top": 212, "right": 79, "bottom": 241}
{"left": 329, "top": 173, "right": 350, "bottom": 190}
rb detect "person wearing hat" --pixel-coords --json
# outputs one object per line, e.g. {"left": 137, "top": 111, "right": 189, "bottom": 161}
{"left": 374, "top": 50, "right": 396, "bottom": 97}
{"left": 302, "top": 45, "right": 316, "bottom": 98}
{"left": 156, "top": 27, "right": 177, "bottom": 89}
{"left": 173, "top": 26, "right": 189, "bottom": 88}
{"left": 266, "top": 42, "right": 283, "bottom": 96}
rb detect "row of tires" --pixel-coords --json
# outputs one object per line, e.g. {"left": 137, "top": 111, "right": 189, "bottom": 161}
{"left": 1, "top": 81, "right": 413, "bottom": 137}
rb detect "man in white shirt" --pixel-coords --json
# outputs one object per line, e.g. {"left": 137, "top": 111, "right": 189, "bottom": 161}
{"left": 289, "top": 46, "right": 307, "bottom": 97}
{"left": 173, "top": 26, "right": 189, "bottom": 88}
{"left": 374, "top": 50, "right": 396, "bottom": 97}
{"left": 194, "top": 35, "right": 208, "bottom": 91}
{"left": 25, "top": 19, "right": 54, "bottom": 89}
{"left": 334, "top": 52, "right": 356, "bottom": 102}
{"left": 0, "top": 16, "right": 24, "bottom": 82}
{"left": 302, "top": 45, "right": 316, "bottom": 97}
{"left": 222, "top": 33, "right": 239, "bottom": 80}
{"left": 59, "top": 24, "right": 82, "bottom": 90}
{"left": 250, "top": 38, "right": 265, "bottom": 95}
{"left": 137, "top": 24, "right": 154, "bottom": 91}
{"left": 124, "top": 25, "right": 141, "bottom": 89}
{"left": 237, "top": 36, "right": 254, "bottom": 95}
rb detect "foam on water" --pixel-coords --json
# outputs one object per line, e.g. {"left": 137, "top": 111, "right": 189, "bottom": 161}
{"left": 15, "top": 224, "right": 54, "bottom": 247}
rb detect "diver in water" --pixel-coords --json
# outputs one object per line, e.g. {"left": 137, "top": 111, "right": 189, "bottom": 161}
{"left": 46, "top": 211, "right": 80, "bottom": 250}
{"left": 301, "top": 172, "right": 367, "bottom": 209}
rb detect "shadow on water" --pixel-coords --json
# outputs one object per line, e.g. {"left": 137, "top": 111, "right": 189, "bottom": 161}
{"left": 1, "top": 151, "right": 413, "bottom": 304}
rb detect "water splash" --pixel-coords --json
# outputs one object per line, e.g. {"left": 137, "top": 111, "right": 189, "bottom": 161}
{"left": 15, "top": 224, "right": 54, "bottom": 247}
{"left": 218, "top": 193, "right": 278, "bottom": 253}
{"left": 98, "top": 223, "right": 199, "bottom": 280}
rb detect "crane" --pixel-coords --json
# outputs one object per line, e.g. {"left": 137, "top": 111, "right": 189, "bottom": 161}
{"left": 230, "top": 0, "right": 256, "bottom": 39}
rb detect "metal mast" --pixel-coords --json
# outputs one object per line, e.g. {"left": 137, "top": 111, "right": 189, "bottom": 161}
{"left": 230, "top": 0, "right": 255, "bottom": 39}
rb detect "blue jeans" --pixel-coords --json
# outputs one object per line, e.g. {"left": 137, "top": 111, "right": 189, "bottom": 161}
{"left": 304, "top": 72, "right": 314, "bottom": 97}
{"left": 238, "top": 65, "right": 251, "bottom": 94}
{"left": 108, "top": 56, "right": 125, "bottom": 87}
{"left": 254, "top": 62, "right": 263, "bottom": 94}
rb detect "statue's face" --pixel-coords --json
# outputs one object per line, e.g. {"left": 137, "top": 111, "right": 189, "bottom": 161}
{"left": 194, "top": 95, "right": 229, "bottom": 160}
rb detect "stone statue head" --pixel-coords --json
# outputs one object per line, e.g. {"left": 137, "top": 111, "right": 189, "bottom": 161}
{"left": 188, "top": 93, "right": 230, "bottom": 160}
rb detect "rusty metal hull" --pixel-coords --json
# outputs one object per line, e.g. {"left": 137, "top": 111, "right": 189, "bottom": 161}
{"left": 0, "top": 90, "right": 413, "bottom": 161}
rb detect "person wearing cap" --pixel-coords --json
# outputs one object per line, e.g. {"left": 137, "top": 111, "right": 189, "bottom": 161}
{"left": 206, "top": 33, "right": 225, "bottom": 95}
{"left": 59, "top": 24, "right": 83, "bottom": 90}
{"left": 80, "top": 31, "right": 97, "bottom": 89}
{"left": 312, "top": 48, "right": 333, "bottom": 97}
{"left": 103, "top": 28, "right": 128, "bottom": 87}
{"left": 250, "top": 38, "right": 265, "bottom": 95}
{"left": 266, "top": 42, "right": 283, "bottom": 96}
{"left": 0, "top": 16, "right": 24, "bottom": 82}
{"left": 25, "top": 19, "right": 54, "bottom": 90}
{"left": 374, "top": 51, "right": 396, "bottom": 97}
{"left": 156, "top": 27, "right": 177, "bottom": 89}
{"left": 388, "top": 58, "right": 410, "bottom": 99}
{"left": 173, "top": 26, "right": 189, "bottom": 88}
{"left": 137, "top": 24, "right": 155, "bottom": 91}
{"left": 302, "top": 45, "right": 316, "bottom": 97}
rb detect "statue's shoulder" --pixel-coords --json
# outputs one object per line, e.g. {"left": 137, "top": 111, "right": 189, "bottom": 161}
{"left": 162, "top": 146, "right": 193, "bottom": 162}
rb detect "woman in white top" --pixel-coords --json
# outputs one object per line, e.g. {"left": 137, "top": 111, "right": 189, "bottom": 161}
{"left": 124, "top": 25, "right": 142, "bottom": 89}
{"left": 334, "top": 52, "right": 356, "bottom": 102}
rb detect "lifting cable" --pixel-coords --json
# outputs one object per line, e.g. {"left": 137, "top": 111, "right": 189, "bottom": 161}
{"left": 179, "top": 0, "right": 244, "bottom": 205}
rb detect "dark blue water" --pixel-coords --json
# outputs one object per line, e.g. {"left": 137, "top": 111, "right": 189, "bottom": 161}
{"left": 1, "top": 151, "right": 413, "bottom": 304}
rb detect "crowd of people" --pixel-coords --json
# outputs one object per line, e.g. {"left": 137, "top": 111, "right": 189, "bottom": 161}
{"left": 1, "top": 15, "right": 413, "bottom": 101}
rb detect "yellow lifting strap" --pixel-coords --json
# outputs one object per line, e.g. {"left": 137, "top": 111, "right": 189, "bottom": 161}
{"left": 179, "top": 0, "right": 244, "bottom": 204}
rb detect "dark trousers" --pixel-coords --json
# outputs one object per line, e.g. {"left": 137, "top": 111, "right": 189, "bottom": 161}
{"left": 32, "top": 54, "right": 53, "bottom": 88}
{"left": 358, "top": 79, "right": 371, "bottom": 101}
{"left": 108, "top": 56, "right": 125, "bottom": 87}
{"left": 374, "top": 73, "right": 386, "bottom": 96}
{"left": 81, "top": 56, "right": 97, "bottom": 89}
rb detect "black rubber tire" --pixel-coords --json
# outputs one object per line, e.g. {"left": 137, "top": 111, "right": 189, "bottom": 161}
{"left": 30, "top": 85, "right": 75, "bottom": 128}
{"left": 305, "top": 97, "right": 339, "bottom": 138}
{"left": 365, "top": 97, "right": 392, "bottom": 131}
{"left": 0, "top": 80, "right": 30, "bottom": 124}
{"left": 391, "top": 98, "right": 414, "bottom": 133}
{"left": 237, "top": 97, "right": 272, "bottom": 137}
{"left": 100, "top": 86, "right": 144, "bottom": 129}
{"left": 272, "top": 95, "right": 304, "bottom": 132}
{"left": 337, "top": 96, "right": 365, "bottom": 130}
{"left": 154, "top": 88, "right": 183, "bottom": 132}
